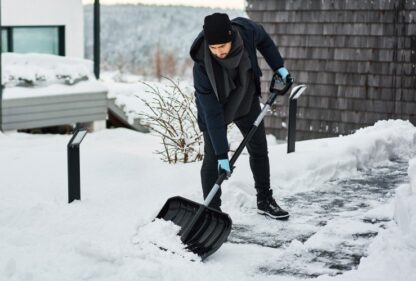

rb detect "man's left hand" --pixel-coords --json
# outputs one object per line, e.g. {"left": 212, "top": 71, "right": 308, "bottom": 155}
{"left": 276, "top": 67, "right": 290, "bottom": 84}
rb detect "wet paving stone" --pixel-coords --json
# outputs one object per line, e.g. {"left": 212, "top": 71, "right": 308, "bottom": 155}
{"left": 228, "top": 159, "right": 410, "bottom": 278}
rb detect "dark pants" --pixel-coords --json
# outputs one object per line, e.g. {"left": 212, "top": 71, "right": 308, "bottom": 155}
{"left": 201, "top": 98, "right": 270, "bottom": 209}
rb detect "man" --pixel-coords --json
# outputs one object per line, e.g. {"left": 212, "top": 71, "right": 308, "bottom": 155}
{"left": 189, "top": 13, "right": 290, "bottom": 220}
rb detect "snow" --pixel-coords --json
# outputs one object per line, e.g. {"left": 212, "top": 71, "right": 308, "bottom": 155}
{"left": 409, "top": 158, "right": 416, "bottom": 193}
{"left": 101, "top": 72, "right": 193, "bottom": 123}
{"left": 102, "top": 72, "right": 194, "bottom": 125}
{"left": 269, "top": 120, "right": 416, "bottom": 196}
{"left": 3, "top": 81, "right": 108, "bottom": 100}
{"left": 83, "top": 5, "right": 246, "bottom": 76}
{"left": 314, "top": 163, "right": 416, "bottom": 281}
{"left": 2, "top": 53, "right": 108, "bottom": 99}
{"left": 0, "top": 120, "right": 416, "bottom": 280}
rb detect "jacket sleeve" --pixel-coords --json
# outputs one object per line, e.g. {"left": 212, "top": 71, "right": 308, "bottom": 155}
{"left": 193, "top": 63, "right": 229, "bottom": 158}
{"left": 243, "top": 18, "right": 284, "bottom": 71}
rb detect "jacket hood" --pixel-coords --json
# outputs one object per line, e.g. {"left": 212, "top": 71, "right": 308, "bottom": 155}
{"left": 189, "top": 31, "right": 205, "bottom": 65}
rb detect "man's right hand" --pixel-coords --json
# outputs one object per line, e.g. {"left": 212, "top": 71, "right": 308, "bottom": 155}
{"left": 218, "top": 159, "right": 231, "bottom": 179}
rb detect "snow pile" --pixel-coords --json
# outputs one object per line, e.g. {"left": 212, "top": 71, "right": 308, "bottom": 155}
{"left": 2, "top": 53, "right": 108, "bottom": 99}
{"left": 103, "top": 73, "right": 195, "bottom": 125}
{"left": 3, "top": 53, "right": 94, "bottom": 87}
{"left": 394, "top": 157, "right": 416, "bottom": 247}
{"left": 315, "top": 156, "right": 416, "bottom": 281}
{"left": 132, "top": 219, "right": 200, "bottom": 262}
{"left": 270, "top": 120, "right": 416, "bottom": 195}
{"left": 104, "top": 74, "right": 155, "bottom": 124}
{"left": 409, "top": 157, "right": 416, "bottom": 193}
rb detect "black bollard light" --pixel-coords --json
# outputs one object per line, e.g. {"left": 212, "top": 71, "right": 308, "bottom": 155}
{"left": 287, "top": 85, "right": 307, "bottom": 153}
{"left": 67, "top": 128, "right": 88, "bottom": 203}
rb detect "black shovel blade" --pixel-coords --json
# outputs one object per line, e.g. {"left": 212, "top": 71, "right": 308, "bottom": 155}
{"left": 156, "top": 196, "right": 232, "bottom": 260}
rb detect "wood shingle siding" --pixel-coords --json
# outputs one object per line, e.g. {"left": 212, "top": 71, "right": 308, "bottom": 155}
{"left": 247, "top": 0, "right": 416, "bottom": 140}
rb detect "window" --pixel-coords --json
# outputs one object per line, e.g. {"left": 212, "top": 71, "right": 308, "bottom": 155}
{"left": 1, "top": 26, "right": 65, "bottom": 56}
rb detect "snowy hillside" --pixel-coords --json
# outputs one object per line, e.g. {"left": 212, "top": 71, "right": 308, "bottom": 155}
{"left": 83, "top": 4, "right": 246, "bottom": 76}
{"left": 1, "top": 120, "right": 415, "bottom": 280}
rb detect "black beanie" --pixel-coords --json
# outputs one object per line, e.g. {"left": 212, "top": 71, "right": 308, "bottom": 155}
{"left": 203, "top": 13, "right": 233, "bottom": 45}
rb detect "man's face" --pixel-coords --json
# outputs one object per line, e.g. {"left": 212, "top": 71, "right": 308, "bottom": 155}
{"left": 208, "top": 42, "right": 232, "bottom": 59}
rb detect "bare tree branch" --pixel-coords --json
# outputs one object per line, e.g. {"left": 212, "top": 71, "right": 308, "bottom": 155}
{"left": 137, "top": 78, "right": 203, "bottom": 164}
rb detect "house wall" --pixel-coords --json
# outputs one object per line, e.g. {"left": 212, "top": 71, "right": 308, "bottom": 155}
{"left": 2, "top": 91, "right": 107, "bottom": 131}
{"left": 2, "top": 0, "right": 84, "bottom": 58}
{"left": 246, "top": 0, "right": 416, "bottom": 140}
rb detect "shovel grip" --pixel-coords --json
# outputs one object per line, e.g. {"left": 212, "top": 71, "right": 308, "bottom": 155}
{"left": 267, "top": 74, "right": 294, "bottom": 105}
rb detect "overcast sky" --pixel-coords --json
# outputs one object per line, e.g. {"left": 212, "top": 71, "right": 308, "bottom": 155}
{"left": 82, "top": 0, "right": 245, "bottom": 9}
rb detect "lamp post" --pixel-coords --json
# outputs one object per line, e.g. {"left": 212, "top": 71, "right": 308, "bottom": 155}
{"left": 0, "top": 0, "right": 3, "bottom": 132}
{"left": 93, "top": 0, "right": 100, "bottom": 79}
{"left": 67, "top": 128, "right": 88, "bottom": 203}
{"left": 287, "top": 85, "right": 307, "bottom": 153}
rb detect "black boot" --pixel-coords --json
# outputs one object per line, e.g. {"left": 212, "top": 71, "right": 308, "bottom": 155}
{"left": 256, "top": 189, "right": 289, "bottom": 220}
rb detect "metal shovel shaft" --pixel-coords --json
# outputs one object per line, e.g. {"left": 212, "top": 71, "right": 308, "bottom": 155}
{"left": 180, "top": 173, "right": 227, "bottom": 242}
{"left": 180, "top": 77, "right": 293, "bottom": 243}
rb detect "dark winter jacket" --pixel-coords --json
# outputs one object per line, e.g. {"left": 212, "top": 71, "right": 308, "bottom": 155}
{"left": 190, "top": 17, "right": 284, "bottom": 158}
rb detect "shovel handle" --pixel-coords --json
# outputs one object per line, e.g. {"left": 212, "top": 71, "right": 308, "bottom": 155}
{"left": 182, "top": 76, "right": 294, "bottom": 243}
{"left": 203, "top": 76, "right": 294, "bottom": 208}
{"left": 267, "top": 73, "right": 294, "bottom": 105}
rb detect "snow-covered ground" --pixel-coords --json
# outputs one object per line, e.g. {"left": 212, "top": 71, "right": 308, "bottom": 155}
{"left": 1, "top": 120, "right": 415, "bottom": 281}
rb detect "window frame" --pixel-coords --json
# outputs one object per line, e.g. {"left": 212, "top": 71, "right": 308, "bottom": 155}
{"left": 1, "top": 25, "right": 65, "bottom": 56}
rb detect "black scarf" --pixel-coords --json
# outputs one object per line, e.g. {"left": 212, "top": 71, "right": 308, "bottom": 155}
{"left": 203, "top": 27, "right": 256, "bottom": 124}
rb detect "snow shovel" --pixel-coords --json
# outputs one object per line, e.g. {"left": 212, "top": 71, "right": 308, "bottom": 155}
{"left": 157, "top": 74, "right": 294, "bottom": 260}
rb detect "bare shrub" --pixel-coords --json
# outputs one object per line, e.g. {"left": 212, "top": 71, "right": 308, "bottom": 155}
{"left": 138, "top": 77, "right": 203, "bottom": 164}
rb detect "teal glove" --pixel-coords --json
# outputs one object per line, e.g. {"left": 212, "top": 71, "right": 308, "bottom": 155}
{"left": 276, "top": 67, "right": 289, "bottom": 83}
{"left": 218, "top": 159, "right": 231, "bottom": 179}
